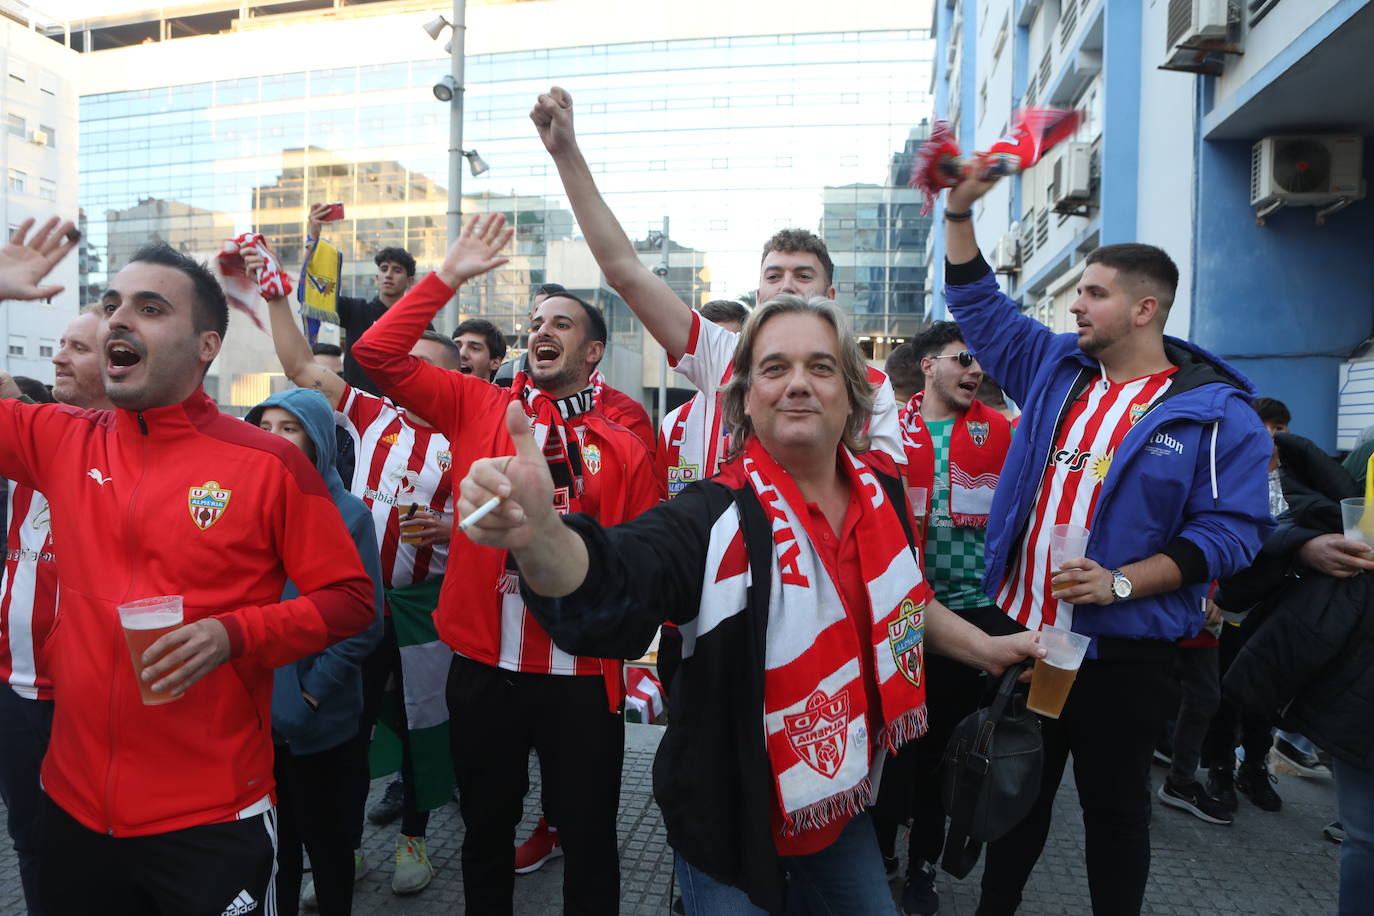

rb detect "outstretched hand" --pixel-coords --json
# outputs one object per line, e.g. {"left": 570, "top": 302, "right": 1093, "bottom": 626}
{"left": 0, "top": 217, "right": 79, "bottom": 302}
{"left": 530, "top": 86, "right": 576, "bottom": 155}
{"left": 438, "top": 213, "right": 514, "bottom": 289}
{"left": 458, "top": 401, "right": 558, "bottom": 551}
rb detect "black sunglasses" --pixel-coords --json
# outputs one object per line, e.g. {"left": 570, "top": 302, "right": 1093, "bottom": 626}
{"left": 930, "top": 350, "right": 975, "bottom": 368}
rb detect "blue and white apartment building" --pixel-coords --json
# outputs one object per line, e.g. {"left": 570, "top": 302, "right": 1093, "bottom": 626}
{"left": 928, "top": 0, "right": 1374, "bottom": 451}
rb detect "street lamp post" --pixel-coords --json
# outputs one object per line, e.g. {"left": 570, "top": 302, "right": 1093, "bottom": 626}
{"left": 445, "top": 0, "right": 466, "bottom": 332}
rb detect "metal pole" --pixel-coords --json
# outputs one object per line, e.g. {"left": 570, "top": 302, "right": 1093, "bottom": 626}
{"left": 658, "top": 216, "right": 669, "bottom": 425}
{"left": 445, "top": 0, "right": 467, "bottom": 332}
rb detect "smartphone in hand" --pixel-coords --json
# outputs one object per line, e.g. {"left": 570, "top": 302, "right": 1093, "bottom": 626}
{"left": 317, "top": 202, "right": 345, "bottom": 222}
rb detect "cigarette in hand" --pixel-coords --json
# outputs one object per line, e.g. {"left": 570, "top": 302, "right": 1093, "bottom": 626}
{"left": 457, "top": 495, "right": 503, "bottom": 532}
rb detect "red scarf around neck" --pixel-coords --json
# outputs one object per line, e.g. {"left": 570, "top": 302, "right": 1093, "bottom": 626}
{"left": 740, "top": 438, "right": 930, "bottom": 834}
{"left": 900, "top": 394, "right": 1012, "bottom": 528}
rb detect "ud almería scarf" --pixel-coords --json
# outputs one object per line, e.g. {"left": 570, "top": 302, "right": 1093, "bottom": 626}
{"left": 900, "top": 393, "right": 1011, "bottom": 528}
{"left": 741, "top": 439, "right": 930, "bottom": 834}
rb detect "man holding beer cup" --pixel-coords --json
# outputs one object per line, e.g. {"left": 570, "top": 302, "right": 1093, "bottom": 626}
{"left": 937, "top": 171, "right": 1274, "bottom": 914}
{"left": 0, "top": 224, "right": 375, "bottom": 914}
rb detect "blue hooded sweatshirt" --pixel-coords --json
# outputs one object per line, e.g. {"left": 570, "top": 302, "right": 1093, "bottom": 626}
{"left": 246, "top": 388, "right": 384, "bottom": 754}
{"left": 945, "top": 258, "right": 1275, "bottom": 653}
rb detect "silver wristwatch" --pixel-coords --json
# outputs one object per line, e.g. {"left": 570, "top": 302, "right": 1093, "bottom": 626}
{"left": 1110, "top": 568, "right": 1133, "bottom": 602}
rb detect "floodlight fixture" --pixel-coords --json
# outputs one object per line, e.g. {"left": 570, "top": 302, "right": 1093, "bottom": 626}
{"left": 433, "top": 75, "right": 458, "bottom": 102}
{"left": 422, "top": 15, "right": 450, "bottom": 40}
{"left": 464, "top": 150, "right": 490, "bottom": 177}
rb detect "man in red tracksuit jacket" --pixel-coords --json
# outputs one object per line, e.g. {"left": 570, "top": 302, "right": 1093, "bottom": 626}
{"left": 353, "top": 214, "right": 659, "bottom": 915}
{"left": 0, "top": 231, "right": 375, "bottom": 915}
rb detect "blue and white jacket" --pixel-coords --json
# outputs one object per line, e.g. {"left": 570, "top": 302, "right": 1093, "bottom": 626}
{"left": 946, "top": 257, "right": 1275, "bottom": 652}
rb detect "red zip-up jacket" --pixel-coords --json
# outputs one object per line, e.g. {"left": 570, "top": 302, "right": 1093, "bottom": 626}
{"left": 0, "top": 392, "right": 374, "bottom": 837}
{"left": 353, "top": 272, "right": 660, "bottom": 708}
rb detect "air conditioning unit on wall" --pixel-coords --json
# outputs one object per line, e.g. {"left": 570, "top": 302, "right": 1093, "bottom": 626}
{"left": 992, "top": 235, "right": 1020, "bottom": 273}
{"left": 28, "top": 129, "right": 48, "bottom": 146}
{"left": 1166, "top": 0, "right": 1230, "bottom": 49}
{"left": 1050, "top": 142, "right": 1093, "bottom": 214}
{"left": 1251, "top": 135, "right": 1366, "bottom": 224}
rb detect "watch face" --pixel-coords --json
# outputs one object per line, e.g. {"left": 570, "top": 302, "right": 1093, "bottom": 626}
{"left": 1113, "top": 576, "right": 1132, "bottom": 598}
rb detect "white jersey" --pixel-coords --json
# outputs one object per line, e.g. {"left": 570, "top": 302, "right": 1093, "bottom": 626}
{"left": 342, "top": 385, "right": 453, "bottom": 589}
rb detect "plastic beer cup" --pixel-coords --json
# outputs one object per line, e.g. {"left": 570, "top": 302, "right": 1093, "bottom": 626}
{"left": 117, "top": 595, "right": 184, "bottom": 706}
{"left": 1026, "top": 627, "right": 1092, "bottom": 719}
{"left": 909, "top": 487, "right": 929, "bottom": 543}
{"left": 1049, "top": 523, "right": 1091, "bottom": 595}
{"left": 1340, "top": 498, "right": 1374, "bottom": 546}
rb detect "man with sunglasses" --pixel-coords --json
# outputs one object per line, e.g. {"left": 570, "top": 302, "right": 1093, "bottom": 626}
{"left": 879, "top": 320, "right": 1014, "bottom": 915}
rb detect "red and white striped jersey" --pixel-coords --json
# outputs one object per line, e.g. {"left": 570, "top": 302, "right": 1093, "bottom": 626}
{"left": 341, "top": 385, "right": 454, "bottom": 589}
{"left": 997, "top": 367, "right": 1177, "bottom": 631}
{"left": 672, "top": 309, "right": 906, "bottom": 466}
{"left": 0, "top": 482, "right": 57, "bottom": 699}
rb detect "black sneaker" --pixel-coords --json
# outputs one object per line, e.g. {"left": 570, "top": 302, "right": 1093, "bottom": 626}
{"left": 367, "top": 778, "right": 405, "bottom": 825}
{"left": 1158, "top": 779, "right": 1233, "bottom": 825}
{"left": 1206, "top": 765, "right": 1239, "bottom": 813}
{"left": 900, "top": 860, "right": 939, "bottom": 916}
{"left": 1236, "top": 761, "right": 1282, "bottom": 812}
{"left": 1272, "top": 738, "right": 1332, "bottom": 778}
{"left": 1323, "top": 821, "right": 1345, "bottom": 845}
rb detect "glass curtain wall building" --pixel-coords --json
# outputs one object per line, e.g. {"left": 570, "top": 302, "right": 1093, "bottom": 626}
{"left": 77, "top": 15, "right": 932, "bottom": 409}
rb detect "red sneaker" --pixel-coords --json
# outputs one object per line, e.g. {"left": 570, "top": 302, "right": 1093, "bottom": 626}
{"left": 514, "top": 817, "right": 563, "bottom": 874}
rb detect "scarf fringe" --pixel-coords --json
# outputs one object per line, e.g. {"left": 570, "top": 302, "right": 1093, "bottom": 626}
{"left": 782, "top": 777, "right": 873, "bottom": 836}
{"left": 880, "top": 704, "right": 929, "bottom": 755}
{"left": 950, "top": 513, "right": 990, "bottom": 529}
{"left": 496, "top": 572, "right": 521, "bottom": 595}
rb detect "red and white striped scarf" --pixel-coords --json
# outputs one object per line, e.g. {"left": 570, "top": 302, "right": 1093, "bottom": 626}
{"left": 742, "top": 439, "right": 929, "bottom": 834}
{"left": 900, "top": 393, "right": 1012, "bottom": 528}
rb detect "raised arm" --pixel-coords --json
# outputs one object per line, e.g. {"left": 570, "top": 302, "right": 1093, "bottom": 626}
{"left": 532, "top": 87, "right": 695, "bottom": 361}
{"left": 243, "top": 240, "right": 346, "bottom": 409}
{"left": 351, "top": 213, "right": 512, "bottom": 425}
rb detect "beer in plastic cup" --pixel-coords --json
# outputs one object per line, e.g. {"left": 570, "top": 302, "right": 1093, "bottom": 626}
{"left": 1026, "top": 626, "right": 1092, "bottom": 719}
{"left": 909, "top": 487, "right": 929, "bottom": 543}
{"left": 399, "top": 512, "right": 428, "bottom": 545}
{"left": 1049, "top": 523, "right": 1091, "bottom": 595}
{"left": 117, "top": 595, "right": 184, "bottom": 706}
{"left": 1340, "top": 498, "right": 1374, "bottom": 546}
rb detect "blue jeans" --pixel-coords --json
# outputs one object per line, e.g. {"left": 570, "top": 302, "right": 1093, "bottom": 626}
{"left": 1334, "top": 757, "right": 1374, "bottom": 916}
{"left": 676, "top": 812, "right": 896, "bottom": 915}
{"left": 0, "top": 685, "right": 53, "bottom": 916}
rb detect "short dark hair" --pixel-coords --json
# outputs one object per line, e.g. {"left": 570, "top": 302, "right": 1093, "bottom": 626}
{"left": 1252, "top": 396, "right": 1291, "bottom": 427}
{"left": 12, "top": 376, "right": 54, "bottom": 403}
{"left": 1085, "top": 243, "right": 1179, "bottom": 311}
{"left": 374, "top": 247, "right": 416, "bottom": 277}
{"left": 310, "top": 342, "right": 342, "bottom": 357}
{"left": 700, "top": 299, "right": 749, "bottom": 326}
{"left": 884, "top": 342, "right": 922, "bottom": 397}
{"left": 761, "top": 228, "right": 835, "bottom": 287}
{"left": 535, "top": 282, "right": 567, "bottom": 299}
{"left": 128, "top": 241, "right": 229, "bottom": 339}
{"left": 416, "top": 329, "right": 462, "bottom": 370}
{"left": 911, "top": 320, "right": 966, "bottom": 361}
{"left": 454, "top": 317, "right": 507, "bottom": 363}
{"left": 541, "top": 293, "right": 607, "bottom": 346}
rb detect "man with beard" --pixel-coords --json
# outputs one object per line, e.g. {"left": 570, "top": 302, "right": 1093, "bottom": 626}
{"left": 0, "top": 219, "right": 375, "bottom": 914}
{"left": 938, "top": 170, "right": 1273, "bottom": 914}
{"left": 250, "top": 237, "right": 465, "bottom": 899}
{"left": 0, "top": 309, "right": 114, "bottom": 916}
{"left": 877, "top": 320, "right": 1014, "bottom": 914}
{"left": 353, "top": 213, "right": 659, "bottom": 915}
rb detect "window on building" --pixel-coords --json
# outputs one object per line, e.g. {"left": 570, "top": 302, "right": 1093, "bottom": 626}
{"left": 39, "top": 178, "right": 56, "bottom": 201}
{"left": 38, "top": 339, "right": 56, "bottom": 359}
{"left": 6, "top": 114, "right": 24, "bottom": 137}
{"left": 8, "top": 170, "right": 26, "bottom": 193}
{"left": 8, "top": 337, "right": 26, "bottom": 358}
{"left": 40, "top": 124, "right": 55, "bottom": 148}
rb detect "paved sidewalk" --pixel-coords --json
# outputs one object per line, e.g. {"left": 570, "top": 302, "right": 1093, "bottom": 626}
{"left": 0, "top": 725, "right": 1340, "bottom": 914}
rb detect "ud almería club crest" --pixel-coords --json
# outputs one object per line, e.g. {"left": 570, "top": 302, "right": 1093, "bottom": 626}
{"left": 783, "top": 688, "right": 851, "bottom": 778}
{"left": 888, "top": 597, "right": 925, "bottom": 688}
{"left": 188, "top": 481, "right": 232, "bottom": 530}
{"left": 966, "top": 420, "right": 990, "bottom": 447}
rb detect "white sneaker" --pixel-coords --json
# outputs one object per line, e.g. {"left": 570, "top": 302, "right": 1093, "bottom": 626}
{"left": 391, "top": 835, "right": 434, "bottom": 895}
{"left": 301, "top": 850, "right": 368, "bottom": 910}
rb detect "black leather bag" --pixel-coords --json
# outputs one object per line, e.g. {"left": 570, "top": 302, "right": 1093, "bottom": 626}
{"left": 939, "top": 661, "right": 1044, "bottom": 878}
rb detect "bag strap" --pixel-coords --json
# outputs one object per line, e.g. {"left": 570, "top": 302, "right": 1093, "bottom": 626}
{"left": 939, "top": 660, "right": 1032, "bottom": 878}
